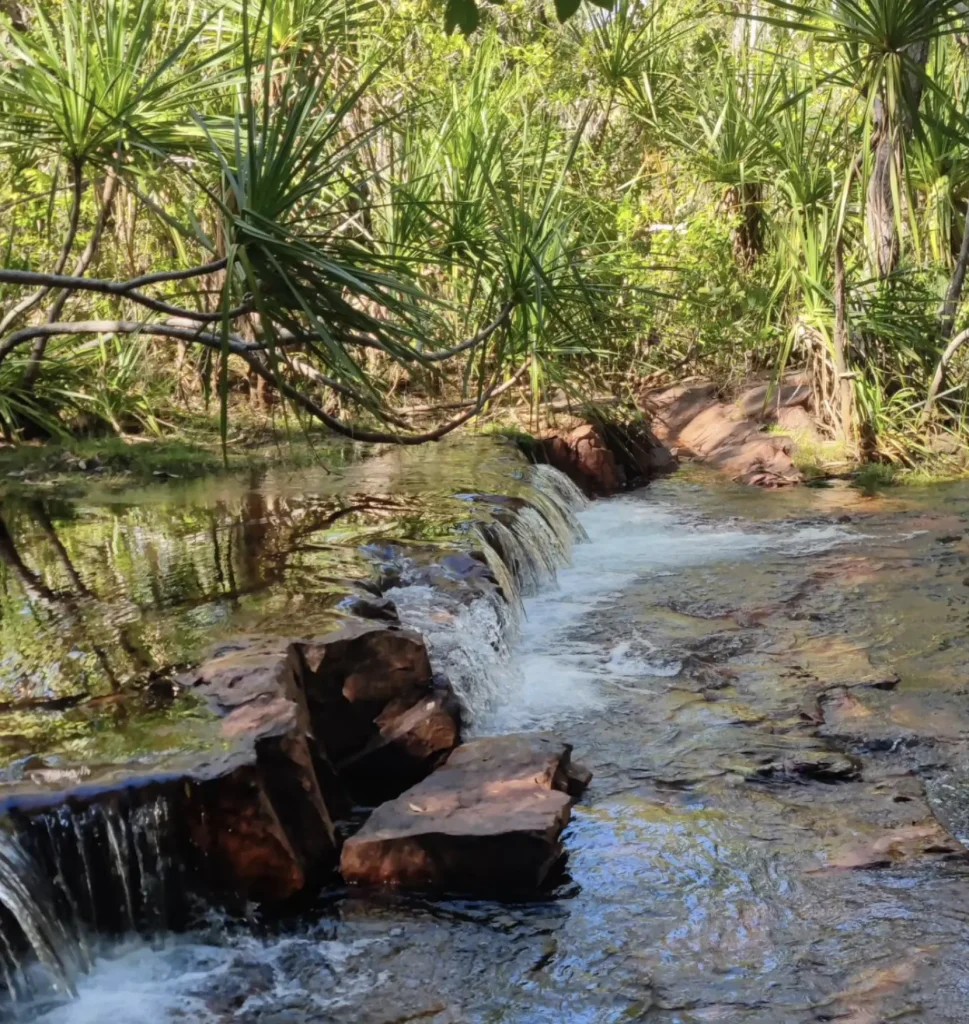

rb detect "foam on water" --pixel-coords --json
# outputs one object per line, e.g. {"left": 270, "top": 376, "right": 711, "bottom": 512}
{"left": 6, "top": 485, "right": 857, "bottom": 1020}
{"left": 472, "top": 496, "right": 853, "bottom": 733}
{"left": 30, "top": 933, "right": 381, "bottom": 1023}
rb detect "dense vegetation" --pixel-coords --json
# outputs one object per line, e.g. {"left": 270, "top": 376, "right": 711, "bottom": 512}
{"left": 2, "top": 0, "right": 969, "bottom": 466}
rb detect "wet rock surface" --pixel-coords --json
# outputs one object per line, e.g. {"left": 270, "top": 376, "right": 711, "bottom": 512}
{"left": 341, "top": 734, "right": 588, "bottom": 892}
{"left": 183, "top": 623, "right": 463, "bottom": 900}
{"left": 529, "top": 421, "right": 674, "bottom": 495}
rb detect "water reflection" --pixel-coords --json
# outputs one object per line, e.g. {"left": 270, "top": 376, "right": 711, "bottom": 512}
{"left": 0, "top": 439, "right": 539, "bottom": 777}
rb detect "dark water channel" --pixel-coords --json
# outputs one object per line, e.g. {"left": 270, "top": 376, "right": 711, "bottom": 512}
{"left": 4, "top": 441, "right": 969, "bottom": 1022}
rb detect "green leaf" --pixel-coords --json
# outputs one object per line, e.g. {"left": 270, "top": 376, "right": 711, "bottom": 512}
{"left": 445, "top": 0, "right": 480, "bottom": 35}
{"left": 587, "top": 0, "right": 615, "bottom": 8}
{"left": 554, "top": 0, "right": 582, "bottom": 21}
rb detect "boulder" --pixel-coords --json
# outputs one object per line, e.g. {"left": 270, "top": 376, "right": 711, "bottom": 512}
{"left": 340, "top": 733, "right": 590, "bottom": 893}
{"left": 182, "top": 638, "right": 339, "bottom": 903}
{"left": 733, "top": 380, "right": 812, "bottom": 420}
{"left": 641, "top": 379, "right": 806, "bottom": 487}
{"left": 775, "top": 404, "right": 820, "bottom": 441}
{"left": 193, "top": 622, "right": 461, "bottom": 798}
{"left": 338, "top": 687, "right": 462, "bottom": 804}
{"left": 645, "top": 382, "right": 719, "bottom": 444}
{"left": 531, "top": 421, "right": 674, "bottom": 495}
{"left": 536, "top": 424, "right": 621, "bottom": 495}
{"left": 175, "top": 623, "right": 462, "bottom": 901}
{"left": 295, "top": 622, "right": 460, "bottom": 802}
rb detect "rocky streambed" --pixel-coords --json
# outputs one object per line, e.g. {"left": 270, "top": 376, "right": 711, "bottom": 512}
{"left": 4, "top": 438, "right": 969, "bottom": 1021}
{"left": 0, "top": 437, "right": 607, "bottom": 1014}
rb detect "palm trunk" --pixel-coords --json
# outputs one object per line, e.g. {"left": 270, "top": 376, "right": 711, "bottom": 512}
{"left": 866, "top": 100, "right": 899, "bottom": 277}
{"left": 865, "top": 41, "right": 929, "bottom": 278}
{"left": 833, "top": 235, "right": 854, "bottom": 443}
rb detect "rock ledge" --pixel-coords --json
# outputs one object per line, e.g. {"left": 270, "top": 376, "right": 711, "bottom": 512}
{"left": 341, "top": 733, "right": 590, "bottom": 893}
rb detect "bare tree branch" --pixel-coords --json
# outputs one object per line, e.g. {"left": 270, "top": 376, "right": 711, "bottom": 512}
{"left": 0, "top": 318, "right": 524, "bottom": 440}
{"left": 0, "top": 255, "right": 247, "bottom": 343}
{"left": 122, "top": 258, "right": 228, "bottom": 290}
{"left": 0, "top": 165, "right": 85, "bottom": 337}
{"left": 241, "top": 353, "right": 531, "bottom": 444}
{"left": 0, "top": 320, "right": 260, "bottom": 359}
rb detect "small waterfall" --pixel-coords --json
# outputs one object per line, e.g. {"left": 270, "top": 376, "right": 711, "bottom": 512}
{"left": 393, "top": 465, "right": 588, "bottom": 723}
{"left": 0, "top": 826, "right": 79, "bottom": 1005}
{"left": 472, "top": 465, "right": 586, "bottom": 605}
{"left": 529, "top": 463, "right": 589, "bottom": 517}
{"left": 0, "top": 463, "right": 591, "bottom": 1008}
{"left": 0, "top": 794, "right": 180, "bottom": 1010}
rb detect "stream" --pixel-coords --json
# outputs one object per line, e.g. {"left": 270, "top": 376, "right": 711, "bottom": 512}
{"left": 4, "top": 440, "right": 969, "bottom": 1022}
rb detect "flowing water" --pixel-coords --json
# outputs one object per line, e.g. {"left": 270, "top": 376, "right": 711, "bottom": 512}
{"left": 4, "top": 441, "right": 969, "bottom": 1021}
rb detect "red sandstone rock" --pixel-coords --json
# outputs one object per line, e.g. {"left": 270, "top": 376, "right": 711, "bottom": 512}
{"left": 178, "top": 623, "right": 461, "bottom": 903}
{"left": 340, "top": 733, "right": 590, "bottom": 893}
{"left": 641, "top": 378, "right": 808, "bottom": 487}
{"left": 535, "top": 423, "right": 621, "bottom": 495}
{"left": 533, "top": 421, "right": 674, "bottom": 495}
{"left": 187, "top": 765, "right": 309, "bottom": 904}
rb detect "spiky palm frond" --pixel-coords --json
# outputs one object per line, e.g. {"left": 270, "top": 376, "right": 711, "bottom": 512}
{"left": 0, "top": 0, "right": 234, "bottom": 169}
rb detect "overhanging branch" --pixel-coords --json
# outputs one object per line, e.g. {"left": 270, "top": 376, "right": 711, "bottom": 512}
{"left": 0, "top": 263, "right": 247, "bottom": 327}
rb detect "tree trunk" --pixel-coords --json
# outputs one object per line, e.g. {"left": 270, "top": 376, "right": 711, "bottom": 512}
{"left": 833, "top": 235, "right": 854, "bottom": 444}
{"left": 729, "top": 183, "right": 764, "bottom": 268}
{"left": 866, "top": 99, "right": 899, "bottom": 278}
{"left": 865, "top": 41, "right": 929, "bottom": 278}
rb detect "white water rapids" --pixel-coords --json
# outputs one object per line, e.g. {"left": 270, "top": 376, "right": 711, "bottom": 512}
{"left": 23, "top": 479, "right": 857, "bottom": 1023}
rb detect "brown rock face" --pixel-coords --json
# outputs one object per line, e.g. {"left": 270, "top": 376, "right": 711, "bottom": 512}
{"left": 178, "top": 623, "right": 461, "bottom": 904}
{"left": 181, "top": 639, "right": 337, "bottom": 903}
{"left": 297, "top": 622, "right": 434, "bottom": 764}
{"left": 642, "top": 378, "right": 810, "bottom": 487}
{"left": 533, "top": 422, "right": 674, "bottom": 496}
{"left": 340, "top": 733, "right": 590, "bottom": 893}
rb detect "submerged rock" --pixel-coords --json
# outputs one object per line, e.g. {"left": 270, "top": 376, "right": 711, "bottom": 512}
{"left": 745, "top": 748, "right": 862, "bottom": 783}
{"left": 340, "top": 733, "right": 590, "bottom": 893}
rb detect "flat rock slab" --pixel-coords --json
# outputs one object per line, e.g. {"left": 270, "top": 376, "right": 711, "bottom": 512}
{"left": 340, "top": 733, "right": 589, "bottom": 894}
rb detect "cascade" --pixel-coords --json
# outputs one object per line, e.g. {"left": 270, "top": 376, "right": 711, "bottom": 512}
{"left": 392, "top": 465, "right": 588, "bottom": 723}
{"left": 0, "top": 795, "right": 180, "bottom": 1011}
{"left": 0, "top": 826, "right": 78, "bottom": 1005}
{"left": 0, "top": 462, "right": 589, "bottom": 1010}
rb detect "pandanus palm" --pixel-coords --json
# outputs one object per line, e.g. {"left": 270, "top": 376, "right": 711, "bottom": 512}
{"left": 672, "top": 57, "right": 783, "bottom": 267}
{"left": 756, "top": 0, "right": 969, "bottom": 276}
{"left": 0, "top": 0, "right": 232, "bottom": 384}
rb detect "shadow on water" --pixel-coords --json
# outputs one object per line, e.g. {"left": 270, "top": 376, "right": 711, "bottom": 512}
{"left": 7, "top": 445, "right": 969, "bottom": 1021}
